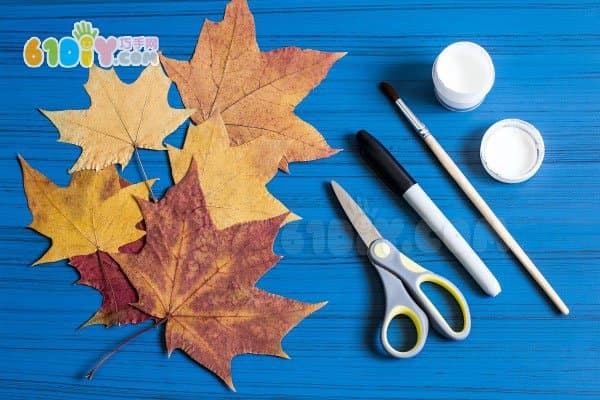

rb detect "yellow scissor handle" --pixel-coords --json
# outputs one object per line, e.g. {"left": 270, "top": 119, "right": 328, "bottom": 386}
{"left": 413, "top": 272, "right": 471, "bottom": 340}
{"left": 380, "top": 304, "right": 427, "bottom": 358}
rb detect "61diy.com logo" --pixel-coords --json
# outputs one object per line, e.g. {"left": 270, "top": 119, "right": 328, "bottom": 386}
{"left": 23, "top": 21, "right": 159, "bottom": 68}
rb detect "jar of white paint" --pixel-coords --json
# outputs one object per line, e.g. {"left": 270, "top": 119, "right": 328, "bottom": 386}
{"left": 480, "top": 119, "right": 545, "bottom": 183}
{"left": 432, "top": 41, "right": 495, "bottom": 111}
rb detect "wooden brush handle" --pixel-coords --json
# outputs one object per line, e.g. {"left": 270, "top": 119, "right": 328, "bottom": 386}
{"left": 424, "top": 135, "right": 569, "bottom": 315}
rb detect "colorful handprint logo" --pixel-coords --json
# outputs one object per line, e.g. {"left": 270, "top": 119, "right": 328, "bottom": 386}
{"left": 72, "top": 21, "right": 99, "bottom": 67}
{"left": 23, "top": 20, "right": 159, "bottom": 69}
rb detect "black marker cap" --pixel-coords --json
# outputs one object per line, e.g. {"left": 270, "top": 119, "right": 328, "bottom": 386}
{"left": 356, "top": 130, "right": 416, "bottom": 196}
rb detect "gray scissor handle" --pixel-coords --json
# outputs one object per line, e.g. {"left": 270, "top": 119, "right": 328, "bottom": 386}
{"left": 373, "top": 264, "right": 429, "bottom": 358}
{"left": 368, "top": 239, "right": 471, "bottom": 342}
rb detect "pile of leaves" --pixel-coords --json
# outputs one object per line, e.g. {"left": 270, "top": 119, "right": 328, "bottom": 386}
{"left": 19, "top": 0, "right": 344, "bottom": 390}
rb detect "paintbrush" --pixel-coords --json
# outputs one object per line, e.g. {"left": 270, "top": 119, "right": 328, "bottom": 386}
{"left": 380, "top": 81, "right": 569, "bottom": 315}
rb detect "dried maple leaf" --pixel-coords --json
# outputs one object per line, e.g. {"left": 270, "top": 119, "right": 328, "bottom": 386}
{"left": 112, "top": 160, "right": 325, "bottom": 389}
{"left": 167, "top": 113, "right": 299, "bottom": 229}
{"left": 19, "top": 157, "right": 155, "bottom": 326}
{"left": 69, "top": 177, "right": 150, "bottom": 327}
{"left": 160, "top": 0, "right": 345, "bottom": 171}
{"left": 41, "top": 65, "right": 194, "bottom": 173}
{"left": 70, "top": 239, "right": 150, "bottom": 327}
{"left": 18, "top": 156, "right": 154, "bottom": 263}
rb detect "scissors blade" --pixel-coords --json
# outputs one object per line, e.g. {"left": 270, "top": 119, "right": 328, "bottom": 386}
{"left": 331, "top": 181, "right": 383, "bottom": 247}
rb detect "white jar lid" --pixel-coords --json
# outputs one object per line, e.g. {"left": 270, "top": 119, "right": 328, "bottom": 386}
{"left": 432, "top": 42, "right": 495, "bottom": 111}
{"left": 480, "top": 119, "right": 545, "bottom": 183}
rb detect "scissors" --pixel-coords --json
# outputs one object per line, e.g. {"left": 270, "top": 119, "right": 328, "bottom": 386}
{"left": 331, "top": 181, "right": 471, "bottom": 358}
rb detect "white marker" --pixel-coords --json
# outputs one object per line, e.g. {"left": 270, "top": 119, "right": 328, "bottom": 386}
{"left": 357, "top": 129, "right": 501, "bottom": 297}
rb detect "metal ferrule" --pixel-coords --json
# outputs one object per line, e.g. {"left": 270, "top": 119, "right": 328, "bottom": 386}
{"left": 394, "top": 98, "right": 430, "bottom": 139}
{"left": 416, "top": 127, "right": 431, "bottom": 139}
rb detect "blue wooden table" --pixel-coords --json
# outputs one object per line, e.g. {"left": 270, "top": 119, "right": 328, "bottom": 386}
{"left": 1, "top": 0, "right": 599, "bottom": 398}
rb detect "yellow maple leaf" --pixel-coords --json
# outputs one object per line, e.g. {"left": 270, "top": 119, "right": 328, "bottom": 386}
{"left": 19, "top": 156, "right": 155, "bottom": 265}
{"left": 41, "top": 65, "right": 194, "bottom": 173}
{"left": 167, "top": 113, "right": 299, "bottom": 229}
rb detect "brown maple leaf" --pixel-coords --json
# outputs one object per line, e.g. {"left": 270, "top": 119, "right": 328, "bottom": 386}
{"left": 160, "top": 0, "right": 345, "bottom": 171}
{"left": 112, "top": 160, "right": 325, "bottom": 389}
{"left": 19, "top": 156, "right": 153, "bottom": 327}
{"left": 41, "top": 65, "right": 194, "bottom": 173}
{"left": 167, "top": 112, "right": 299, "bottom": 229}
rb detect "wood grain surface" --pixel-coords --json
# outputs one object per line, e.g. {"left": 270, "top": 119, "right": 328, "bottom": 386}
{"left": 0, "top": 0, "right": 598, "bottom": 398}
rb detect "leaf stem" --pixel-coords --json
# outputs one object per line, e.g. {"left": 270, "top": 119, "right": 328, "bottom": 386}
{"left": 85, "top": 317, "right": 167, "bottom": 379}
{"left": 133, "top": 145, "right": 158, "bottom": 203}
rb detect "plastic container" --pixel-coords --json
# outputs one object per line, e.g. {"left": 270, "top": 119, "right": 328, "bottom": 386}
{"left": 480, "top": 119, "right": 545, "bottom": 183}
{"left": 432, "top": 42, "right": 495, "bottom": 111}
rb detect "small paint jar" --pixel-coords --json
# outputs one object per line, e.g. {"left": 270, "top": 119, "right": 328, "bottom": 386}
{"left": 432, "top": 42, "right": 495, "bottom": 111}
{"left": 480, "top": 119, "right": 545, "bottom": 183}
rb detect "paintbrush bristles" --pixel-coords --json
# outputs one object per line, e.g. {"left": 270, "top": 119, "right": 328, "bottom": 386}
{"left": 380, "top": 81, "right": 400, "bottom": 102}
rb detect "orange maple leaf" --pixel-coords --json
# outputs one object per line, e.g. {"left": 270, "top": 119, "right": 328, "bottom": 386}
{"left": 160, "top": 0, "right": 345, "bottom": 171}
{"left": 112, "top": 160, "right": 325, "bottom": 389}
